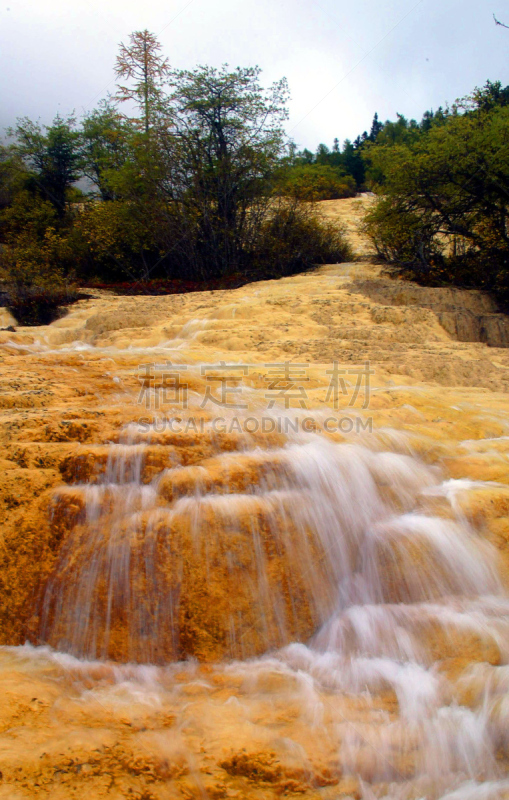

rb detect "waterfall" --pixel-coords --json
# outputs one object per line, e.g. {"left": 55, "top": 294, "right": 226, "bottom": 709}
{"left": 30, "top": 396, "right": 509, "bottom": 798}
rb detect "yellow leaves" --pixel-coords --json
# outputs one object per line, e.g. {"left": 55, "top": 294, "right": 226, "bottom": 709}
{"left": 71, "top": 200, "right": 151, "bottom": 268}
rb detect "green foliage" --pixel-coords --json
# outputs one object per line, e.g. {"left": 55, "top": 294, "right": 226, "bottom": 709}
{"left": 371, "top": 114, "right": 421, "bottom": 147}
{"left": 81, "top": 101, "right": 131, "bottom": 200}
{"left": 9, "top": 31, "right": 507, "bottom": 316}
{"left": 0, "top": 225, "right": 69, "bottom": 287}
{"left": 72, "top": 199, "right": 158, "bottom": 281}
{"left": 0, "top": 190, "right": 57, "bottom": 242}
{"left": 0, "top": 145, "right": 28, "bottom": 211}
{"left": 0, "top": 222, "right": 77, "bottom": 325}
{"left": 362, "top": 195, "right": 441, "bottom": 270}
{"left": 290, "top": 137, "right": 366, "bottom": 188}
{"left": 287, "top": 112, "right": 394, "bottom": 189}
{"left": 4, "top": 283, "right": 79, "bottom": 326}
{"left": 0, "top": 32, "right": 363, "bottom": 296}
{"left": 0, "top": 189, "right": 78, "bottom": 325}
{"left": 10, "top": 115, "right": 82, "bottom": 216}
{"left": 253, "top": 201, "right": 352, "bottom": 278}
{"left": 341, "top": 140, "right": 366, "bottom": 187}
{"left": 135, "top": 63, "right": 291, "bottom": 280}
{"left": 362, "top": 100, "right": 509, "bottom": 305}
{"left": 276, "top": 164, "right": 356, "bottom": 201}
{"left": 465, "top": 80, "right": 509, "bottom": 112}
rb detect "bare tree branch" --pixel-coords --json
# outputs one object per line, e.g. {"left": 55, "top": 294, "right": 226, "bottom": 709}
{"left": 494, "top": 13, "right": 509, "bottom": 28}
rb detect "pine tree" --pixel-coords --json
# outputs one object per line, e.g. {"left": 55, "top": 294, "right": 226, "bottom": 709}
{"left": 115, "top": 30, "right": 170, "bottom": 134}
{"left": 369, "top": 112, "right": 384, "bottom": 141}
{"left": 11, "top": 115, "right": 82, "bottom": 216}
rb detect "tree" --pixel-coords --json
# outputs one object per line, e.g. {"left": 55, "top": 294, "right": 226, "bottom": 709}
{"left": 296, "top": 148, "right": 314, "bottom": 164}
{"left": 97, "top": 57, "right": 347, "bottom": 283}
{"left": 373, "top": 114, "right": 420, "bottom": 146}
{"left": 276, "top": 164, "right": 356, "bottom": 201}
{"left": 115, "top": 30, "right": 170, "bottom": 134}
{"left": 10, "top": 115, "right": 82, "bottom": 217}
{"left": 369, "top": 112, "right": 384, "bottom": 141}
{"left": 0, "top": 144, "right": 27, "bottom": 211}
{"left": 362, "top": 101, "right": 509, "bottom": 299}
{"left": 82, "top": 100, "right": 131, "bottom": 200}
{"left": 494, "top": 13, "right": 509, "bottom": 29}
{"left": 341, "top": 139, "right": 365, "bottom": 186}
{"left": 315, "top": 143, "right": 330, "bottom": 164}
{"left": 469, "top": 80, "right": 509, "bottom": 112}
{"left": 152, "top": 64, "right": 290, "bottom": 278}
{"left": 420, "top": 109, "right": 435, "bottom": 132}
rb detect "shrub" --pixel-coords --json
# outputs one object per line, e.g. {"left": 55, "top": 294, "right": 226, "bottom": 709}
{"left": 5, "top": 283, "right": 79, "bottom": 326}
{"left": 72, "top": 195, "right": 352, "bottom": 285}
{"left": 362, "top": 195, "right": 441, "bottom": 272}
{"left": 0, "top": 226, "right": 78, "bottom": 326}
{"left": 251, "top": 201, "right": 352, "bottom": 278}
{"left": 363, "top": 198, "right": 509, "bottom": 307}
{"left": 277, "top": 164, "right": 357, "bottom": 201}
{"left": 72, "top": 200, "right": 158, "bottom": 281}
{"left": 361, "top": 103, "right": 509, "bottom": 305}
{"left": 0, "top": 191, "right": 57, "bottom": 241}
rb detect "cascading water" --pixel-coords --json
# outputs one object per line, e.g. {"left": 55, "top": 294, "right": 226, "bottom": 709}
{"left": 31, "top": 369, "right": 509, "bottom": 799}
{"left": 2, "top": 276, "right": 509, "bottom": 800}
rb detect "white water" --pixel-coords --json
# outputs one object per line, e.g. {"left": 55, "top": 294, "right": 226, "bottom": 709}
{"left": 2, "top": 313, "right": 509, "bottom": 798}
{"left": 17, "top": 387, "right": 506, "bottom": 797}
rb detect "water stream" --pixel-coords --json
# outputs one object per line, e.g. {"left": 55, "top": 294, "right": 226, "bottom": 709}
{"left": 2, "top": 322, "right": 509, "bottom": 799}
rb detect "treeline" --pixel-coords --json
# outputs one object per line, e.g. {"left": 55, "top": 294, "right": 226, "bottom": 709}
{"left": 1, "top": 27, "right": 508, "bottom": 323}
{"left": 0, "top": 30, "right": 351, "bottom": 324}
{"left": 278, "top": 101, "right": 464, "bottom": 200}
{"left": 361, "top": 80, "right": 509, "bottom": 308}
{"left": 281, "top": 80, "right": 509, "bottom": 307}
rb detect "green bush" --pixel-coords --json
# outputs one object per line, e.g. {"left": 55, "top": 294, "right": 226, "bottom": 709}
{"left": 0, "top": 225, "right": 78, "bottom": 326}
{"left": 277, "top": 165, "right": 357, "bottom": 201}
{"left": 362, "top": 196, "right": 441, "bottom": 272}
{"left": 361, "top": 103, "right": 509, "bottom": 305}
{"left": 363, "top": 195, "right": 509, "bottom": 303}
{"left": 71, "top": 199, "right": 158, "bottom": 281}
{"left": 251, "top": 201, "right": 352, "bottom": 278}
{"left": 5, "top": 283, "right": 79, "bottom": 326}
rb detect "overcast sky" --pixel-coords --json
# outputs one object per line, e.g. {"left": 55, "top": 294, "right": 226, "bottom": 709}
{"left": 1, "top": 0, "right": 508, "bottom": 149}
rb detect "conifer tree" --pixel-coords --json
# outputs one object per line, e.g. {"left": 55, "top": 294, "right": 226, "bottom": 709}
{"left": 115, "top": 30, "right": 170, "bottom": 134}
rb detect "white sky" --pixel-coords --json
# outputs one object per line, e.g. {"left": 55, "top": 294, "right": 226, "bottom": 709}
{"left": 1, "top": 0, "right": 508, "bottom": 150}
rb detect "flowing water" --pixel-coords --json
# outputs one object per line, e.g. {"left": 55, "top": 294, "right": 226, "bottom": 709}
{"left": 2, "top": 285, "right": 509, "bottom": 799}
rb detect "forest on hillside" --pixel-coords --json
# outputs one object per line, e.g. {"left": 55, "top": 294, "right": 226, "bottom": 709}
{"left": 0, "top": 29, "right": 508, "bottom": 323}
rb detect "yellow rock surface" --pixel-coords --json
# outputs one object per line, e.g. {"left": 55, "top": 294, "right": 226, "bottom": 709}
{"left": 1, "top": 196, "right": 509, "bottom": 798}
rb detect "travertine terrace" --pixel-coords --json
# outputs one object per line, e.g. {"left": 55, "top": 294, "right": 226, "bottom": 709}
{"left": 1, "top": 197, "right": 509, "bottom": 799}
